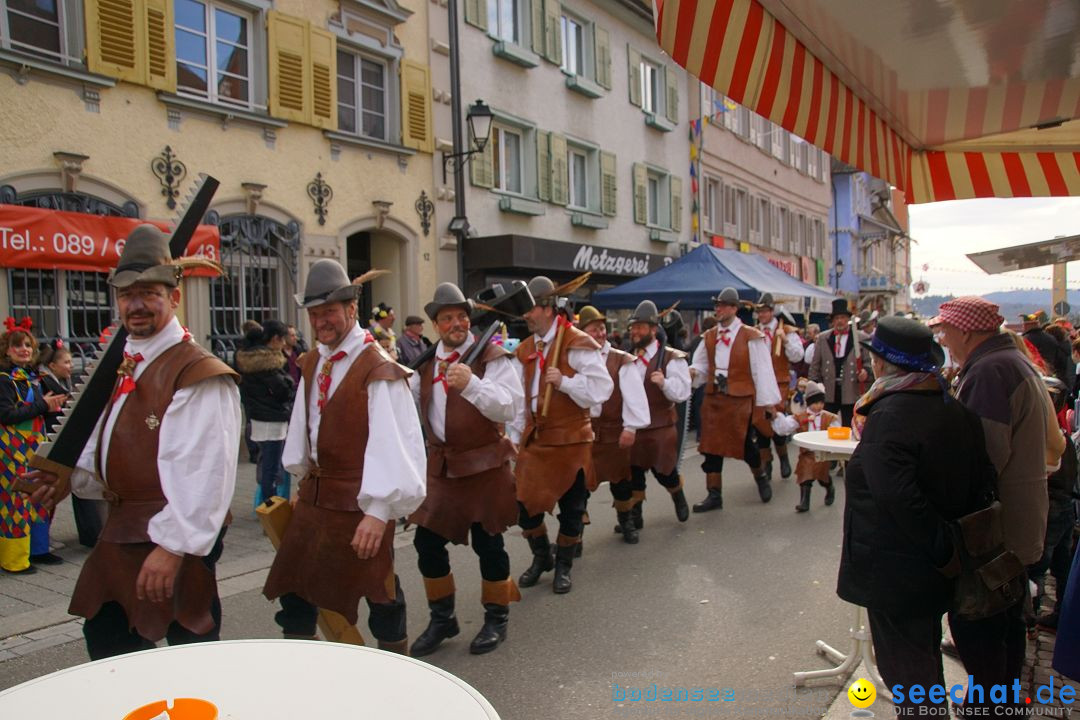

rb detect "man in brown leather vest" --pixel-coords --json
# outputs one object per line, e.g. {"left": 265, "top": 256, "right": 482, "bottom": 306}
{"left": 625, "top": 300, "right": 692, "bottom": 533}
{"left": 26, "top": 225, "right": 241, "bottom": 660}
{"left": 407, "top": 282, "right": 523, "bottom": 657}
{"left": 262, "top": 260, "right": 426, "bottom": 653}
{"left": 576, "top": 306, "right": 650, "bottom": 544}
{"left": 754, "top": 293, "right": 805, "bottom": 480}
{"left": 509, "top": 277, "right": 613, "bottom": 594}
{"left": 689, "top": 287, "right": 782, "bottom": 512}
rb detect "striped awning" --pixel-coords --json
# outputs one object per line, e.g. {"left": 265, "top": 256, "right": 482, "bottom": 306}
{"left": 655, "top": 0, "right": 1080, "bottom": 203}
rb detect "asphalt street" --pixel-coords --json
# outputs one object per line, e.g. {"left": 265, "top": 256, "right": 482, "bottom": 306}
{"left": 1, "top": 456, "right": 855, "bottom": 719}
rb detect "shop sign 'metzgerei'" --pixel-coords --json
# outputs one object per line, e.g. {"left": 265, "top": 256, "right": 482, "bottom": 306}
{"left": 572, "top": 245, "right": 658, "bottom": 277}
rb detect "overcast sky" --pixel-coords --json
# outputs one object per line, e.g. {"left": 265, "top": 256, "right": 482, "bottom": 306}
{"left": 908, "top": 197, "right": 1080, "bottom": 297}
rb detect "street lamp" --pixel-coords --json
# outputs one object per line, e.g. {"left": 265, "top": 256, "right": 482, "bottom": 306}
{"left": 442, "top": 100, "right": 494, "bottom": 183}
{"left": 834, "top": 257, "right": 845, "bottom": 290}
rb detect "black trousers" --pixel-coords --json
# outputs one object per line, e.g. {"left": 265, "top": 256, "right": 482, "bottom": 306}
{"left": 82, "top": 528, "right": 226, "bottom": 661}
{"left": 630, "top": 465, "right": 680, "bottom": 493}
{"left": 755, "top": 433, "right": 789, "bottom": 451}
{"left": 275, "top": 575, "right": 407, "bottom": 643}
{"left": 700, "top": 429, "right": 761, "bottom": 475}
{"left": 866, "top": 609, "right": 948, "bottom": 714}
{"left": 413, "top": 523, "right": 510, "bottom": 583}
{"left": 518, "top": 470, "right": 588, "bottom": 540}
{"left": 825, "top": 401, "right": 854, "bottom": 427}
{"left": 610, "top": 481, "right": 633, "bottom": 503}
{"left": 948, "top": 597, "right": 1028, "bottom": 710}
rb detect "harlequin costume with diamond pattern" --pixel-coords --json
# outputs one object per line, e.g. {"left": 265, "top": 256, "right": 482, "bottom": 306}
{"left": 0, "top": 362, "right": 50, "bottom": 573}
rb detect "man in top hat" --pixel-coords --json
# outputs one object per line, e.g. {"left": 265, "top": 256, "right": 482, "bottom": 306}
{"left": 576, "top": 306, "right": 650, "bottom": 544}
{"left": 25, "top": 224, "right": 242, "bottom": 659}
{"left": 690, "top": 287, "right": 782, "bottom": 512}
{"left": 754, "top": 293, "right": 805, "bottom": 480}
{"left": 626, "top": 300, "right": 692, "bottom": 529}
{"left": 262, "top": 259, "right": 426, "bottom": 653}
{"left": 509, "top": 276, "right": 613, "bottom": 594}
{"left": 808, "top": 298, "right": 871, "bottom": 427}
{"left": 406, "top": 282, "right": 523, "bottom": 657}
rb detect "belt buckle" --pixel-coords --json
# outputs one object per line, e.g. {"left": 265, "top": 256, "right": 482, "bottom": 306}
{"left": 102, "top": 489, "right": 121, "bottom": 506}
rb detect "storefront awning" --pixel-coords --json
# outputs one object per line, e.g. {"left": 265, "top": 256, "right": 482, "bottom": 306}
{"left": 655, "top": 0, "right": 1080, "bottom": 203}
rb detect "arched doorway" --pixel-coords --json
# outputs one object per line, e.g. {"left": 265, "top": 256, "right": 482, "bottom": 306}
{"left": 342, "top": 217, "right": 417, "bottom": 328}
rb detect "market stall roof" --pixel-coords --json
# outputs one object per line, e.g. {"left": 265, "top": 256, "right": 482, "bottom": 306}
{"left": 591, "top": 245, "right": 835, "bottom": 310}
{"left": 654, "top": 0, "right": 1080, "bottom": 203}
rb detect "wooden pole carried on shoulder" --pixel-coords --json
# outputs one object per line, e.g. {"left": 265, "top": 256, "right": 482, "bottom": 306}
{"left": 541, "top": 316, "right": 567, "bottom": 418}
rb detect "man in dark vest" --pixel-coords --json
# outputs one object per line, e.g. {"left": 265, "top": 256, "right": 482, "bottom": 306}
{"left": 25, "top": 224, "right": 242, "bottom": 660}
{"left": 509, "top": 277, "right": 613, "bottom": 594}
{"left": 808, "top": 298, "right": 871, "bottom": 427}
{"left": 626, "top": 300, "right": 692, "bottom": 531}
{"left": 407, "top": 282, "right": 523, "bottom": 657}
{"left": 263, "top": 260, "right": 426, "bottom": 653}
{"left": 689, "top": 287, "right": 782, "bottom": 512}
{"left": 576, "top": 305, "right": 650, "bottom": 544}
{"left": 754, "top": 293, "right": 805, "bottom": 480}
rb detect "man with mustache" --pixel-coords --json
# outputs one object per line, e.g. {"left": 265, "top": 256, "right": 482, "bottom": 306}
{"left": 407, "top": 283, "right": 523, "bottom": 657}
{"left": 509, "top": 277, "right": 612, "bottom": 594}
{"left": 262, "top": 259, "right": 425, "bottom": 652}
{"left": 25, "top": 225, "right": 241, "bottom": 659}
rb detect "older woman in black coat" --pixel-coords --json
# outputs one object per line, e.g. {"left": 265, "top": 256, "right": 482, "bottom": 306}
{"left": 837, "top": 317, "right": 990, "bottom": 712}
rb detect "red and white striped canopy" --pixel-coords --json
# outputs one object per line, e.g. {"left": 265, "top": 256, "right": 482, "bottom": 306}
{"left": 656, "top": 0, "right": 1080, "bottom": 203}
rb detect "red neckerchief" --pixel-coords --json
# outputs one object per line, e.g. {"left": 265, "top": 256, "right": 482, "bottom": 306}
{"left": 433, "top": 351, "right": 461, "bottom": 392}
{"left": 113, "top": 352, "right": 144, "bottom": 399}
{"left": 718, "top": 327, "right": 733, "bottom": 347}
{"left": 317, "top": 350, "right": 348, "bottom": 411}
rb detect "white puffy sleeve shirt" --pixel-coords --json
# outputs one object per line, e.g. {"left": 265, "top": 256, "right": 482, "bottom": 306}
{"left": 689, "top": 319, "right": 782, "bottom": 406}
{"left": 282, "top": 323, "right": 426, "bottom": 523}
{"left": 590, "top": 342, "right": 651, "bottom": 431}
{"left": 71, "top": 318, "right": 241, "bottom": 557}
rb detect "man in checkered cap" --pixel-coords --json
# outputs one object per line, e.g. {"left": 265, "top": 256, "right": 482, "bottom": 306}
{"left": 930, "top": 295, "right": 1060, "bottom": 705}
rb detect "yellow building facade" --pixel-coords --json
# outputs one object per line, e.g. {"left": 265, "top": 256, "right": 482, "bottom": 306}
{"left": 0, "top": 0, "right": 438, "bottom": 358}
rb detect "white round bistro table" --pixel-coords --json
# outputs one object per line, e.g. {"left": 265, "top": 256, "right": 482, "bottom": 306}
{"left": 0, "top": 640, "right": 501, "bottom": 719}
{"left": 789, "top": 431, "right": 888, "bottom": 697}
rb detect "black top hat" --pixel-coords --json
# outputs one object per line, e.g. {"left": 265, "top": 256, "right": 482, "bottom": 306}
{"left": 860, "top": 316, "right": 945, "bottom": 372}
{"left": 829, "top": 298, "right": 852, "bottom": 318}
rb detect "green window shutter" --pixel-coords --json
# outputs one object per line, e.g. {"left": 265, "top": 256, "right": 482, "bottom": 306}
{"left": 670, "top": 176, "right": 683, "bottom": 231}
{"left": 549, "top": 133, "right": 568, "bottom": 205}
{"left": 464, "top": 0, "right": 488, "bottom": 31}
{"left": 628, "top": 45, "right": 642, "bottom": 107}
{"left": 531, "top": 0, "right": 545, "bottom": 55}
{"left": 594, "top": 27, "right": 611, "bottom": 89}
{"left": 537, "top": 130, "right": 551, "bottom": 202}
{"left": 470, "top": 130, "right": 495, "bottom": 188}
{"left": 665, "top": 69, "right": 679, "bottom": 124}
{"left": 632, "top": 162, "right": 647, "bottom": 225}
{"left": 600, "top": 151, "right": 617, "bottom": 216}
{"left": 544, "top": 0, "right": 561, "bottom": 63}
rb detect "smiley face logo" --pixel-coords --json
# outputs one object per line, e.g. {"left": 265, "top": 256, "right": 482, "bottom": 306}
{"left": 847, "top": 678, "right": 876, "bottom": 708}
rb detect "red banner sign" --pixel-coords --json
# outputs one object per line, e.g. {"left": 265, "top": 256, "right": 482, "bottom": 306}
{"left": 0, "top": 205, "right": 220, "bottom": 274}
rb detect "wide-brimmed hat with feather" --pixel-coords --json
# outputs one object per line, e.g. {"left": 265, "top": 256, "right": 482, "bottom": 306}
{"left": 295, "top": 259, "right": 388, "bottom": 308}
{"left": 109, "top": 224, "right": 223, "bottom": 288}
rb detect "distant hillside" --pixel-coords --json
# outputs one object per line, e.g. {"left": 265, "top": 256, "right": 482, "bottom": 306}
{"left": 913, "top": 290, "right": 1080, "bottom": 321}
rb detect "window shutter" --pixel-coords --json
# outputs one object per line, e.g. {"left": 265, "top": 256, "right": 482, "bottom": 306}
{"left": 670, "top": 176, "right": 682, "bottom": 231}
{"left": 309, "top": 27, "right": 337, "bottom": 130}
{"left": 142, "top": 0, "right": 175, "bottom": 91}
{"left": 85, "top": 0, "right": 141, "bottom": 82}
{"left": 469, "top": 129, "right": 495, "bottom": 188}
{"left": 594, "top": 27, "right": 611, "bottom": 89}
{"left": 268, "top": 11, "right": 309, "bottom": 123}
{"left": 600, "top": 151, "right": 616, "bottom": 216}
{"left": 543, "top": 0, "right": 561, "bottom": 64}
{"left": 401, "top": 60, "right": 433, "bottom": 152}
{"left": 464, "top": 0, "right": 488, "bottom": 31}
{"left": 536, "top": 130, "right": 551, "bottom": 202}
{"left": 632, "top": 162, "right": 647, "bottom": 225}
{"left": 531, "top": 0, "right": 545, "bottom": 56}
{"left": 549, "top": 133, "right": 568, "bottom": 205}
{"left": 627, "top": 45, "right": 641, "bottom": 107}
{"left": 665, "top": 71, "right": 679, "bottom": 123}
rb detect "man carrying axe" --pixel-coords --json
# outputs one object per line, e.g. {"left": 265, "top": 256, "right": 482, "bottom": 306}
{"left": 406, "top": 282, "right": 524, "bottom": 657}
{"left": 509, "top": 276, "right": 613, "bottom": 594}
{"left": 262, "top": 259, "right": 426, "bottom": 653}
{"left": 754, "top": 293, "right": 805, "bottom": 480}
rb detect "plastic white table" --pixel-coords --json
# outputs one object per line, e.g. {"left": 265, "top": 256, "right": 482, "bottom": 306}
{"left": 0, "top": 640, "right": 501, "bottom": 719}
{"left": 789, "top": 432, "right": 887, "bottom": 696}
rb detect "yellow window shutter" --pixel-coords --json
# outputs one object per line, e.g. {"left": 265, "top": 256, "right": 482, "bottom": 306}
{"left": 627, "top": 45, "right": 642, "bottom": 107}
{"left": 543, "top": 0, "right": 561, "bottom": 64}
{"left": 530, "top": 0, "right": 545, "bottom": 56}
{"left": 670, "top": 176, "right": 683, "bottom": 231}
{"left": 401, "top": 60, "right": 433, "bottom": 153}
{"left": 536, "top": 130, "right": 551, "bottom": 202}
{"left": 600, "top": 151, "right": 617, "bottom": 216}
{"left": 268, "top": 11, "right": 309, "bottom": 123}
{"left": 549, "top": 133, "right": 568, "bottom": 206}
{"left": 85, "top": 0, "right": 141, "bottom": 82}
{"left": 594, "top": 27, "right": 611, "bottom": 89}
{"left": 470, "top": 128, "right": 494, "bottom": 188}
{"left": 143, "top": 0, "right": 175, "bottom": 91}
{"left": 666, "top": 70, "right": 679, "bottom": 124}
{"left": 633, "top": 162, "right": 648, "bottom": 224}
{"left": 309, "top": 26, "right": 337, "bottom": 130}
{"left": 464, "top": 0, "right": 488, "bottom": 31}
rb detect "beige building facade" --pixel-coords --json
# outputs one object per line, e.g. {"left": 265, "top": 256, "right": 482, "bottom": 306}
{"left": 0, "top": 0, "right": 438, "bottom": 358}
